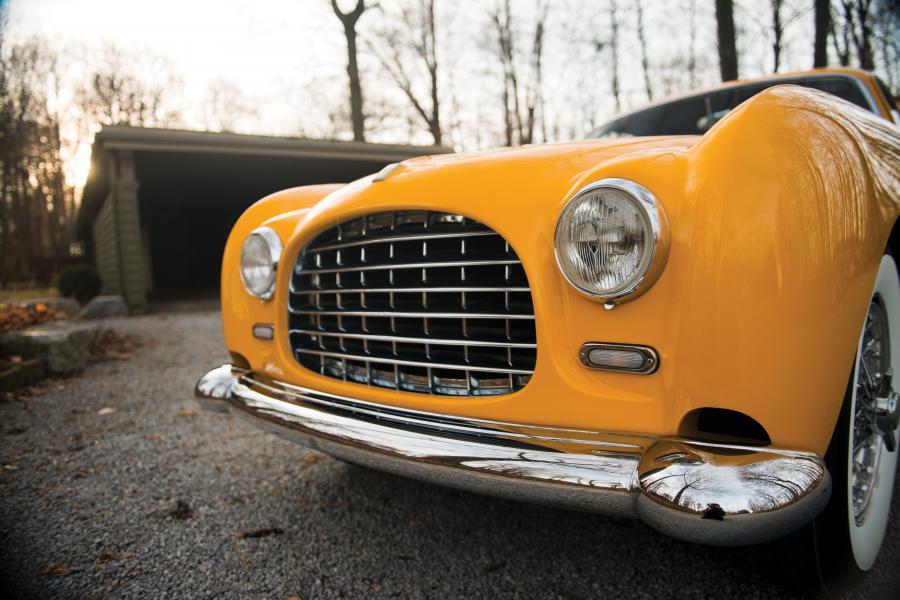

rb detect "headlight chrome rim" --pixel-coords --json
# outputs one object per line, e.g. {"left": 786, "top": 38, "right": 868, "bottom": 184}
{"left": 240, "top": 226, "right": 283, "bottom": 301}
{"left": 553, "top": 178, "right": 669, "bottom": 303}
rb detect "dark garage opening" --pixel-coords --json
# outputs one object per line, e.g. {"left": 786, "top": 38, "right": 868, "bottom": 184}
{"left": 78, "top": 127, "right": 449, "bottom": 311}
{"left": 136, "top": 152, "right": 386, "bottom": 296}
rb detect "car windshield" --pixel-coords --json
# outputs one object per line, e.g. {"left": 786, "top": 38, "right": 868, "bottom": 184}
{"left": 590, "top": 75, "right": 875, "bottom": 138}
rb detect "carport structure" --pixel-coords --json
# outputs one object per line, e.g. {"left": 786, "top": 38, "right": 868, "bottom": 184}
{"left": 77, "top": 126, "right": 449, "bottom": 312}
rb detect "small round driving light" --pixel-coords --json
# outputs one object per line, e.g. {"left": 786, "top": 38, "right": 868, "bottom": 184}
{"left": 554, "top": 178, "right": 669, "bottom": 302}
{"left": 240, "top": 227, "right": 283, "bottom": 300}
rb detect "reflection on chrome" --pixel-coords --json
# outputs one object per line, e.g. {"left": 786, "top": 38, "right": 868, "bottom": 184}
{"left": 638, "top": 440, "right": 828, "bottom": 516}
{"left": 195, "top": 364, "right": 832, "bottom": 546}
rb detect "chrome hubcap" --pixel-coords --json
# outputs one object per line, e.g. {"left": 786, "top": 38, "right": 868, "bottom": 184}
{"left": 852, "top": 296, "right": 899, "bottom": 524}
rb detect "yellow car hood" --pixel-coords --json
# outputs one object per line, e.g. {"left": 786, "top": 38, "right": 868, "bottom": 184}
{"left": 398, "top": 136, "right": 699, "bottom": 182}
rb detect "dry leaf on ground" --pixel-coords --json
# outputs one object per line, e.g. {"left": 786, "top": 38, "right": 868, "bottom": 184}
{"left": 0, "top": 304, "right": 69, "bottom": 335}
{"left": 41, "top": 563, "right": 71, "bottom": 577}
{"left": 232, "top": 527, "right": 284, "bottom": 540}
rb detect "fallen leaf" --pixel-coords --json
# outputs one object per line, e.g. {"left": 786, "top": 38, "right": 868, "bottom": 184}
{"left": 178, "top": 409, "right": 197, "bottom": 418}
{"left": 483, "top": 560, "right": 507, "bottom": 573}
{"left": 169, "top": 500, "right": 193, "bottom": 520}
{"left": 97, "top": 551, "right": 132, "bottom": 562}
{"left": 232, "top": 527, "right": 284, "bottom": 540}
{"left": 41, "top": 563, "right": 70, "bottom": 577}
{"left": 97, "top": 407, "right": 116, "bottom": 416}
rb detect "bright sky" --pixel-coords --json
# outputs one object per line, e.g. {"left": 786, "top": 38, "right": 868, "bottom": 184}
{"left": 5, "top": 0, "right": 887, "bottom": 192}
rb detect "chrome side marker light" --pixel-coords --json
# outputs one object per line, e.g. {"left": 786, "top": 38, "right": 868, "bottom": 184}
{"left": 579, "top": 342, "right": 658, "bottom": 374}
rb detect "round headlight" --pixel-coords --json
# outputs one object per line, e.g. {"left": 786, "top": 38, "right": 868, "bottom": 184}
{"left": 554, "top": 178, "right": 669, "bottom": 302}
{"left": 240, "top": 227, "right": 283, "bottom": 300}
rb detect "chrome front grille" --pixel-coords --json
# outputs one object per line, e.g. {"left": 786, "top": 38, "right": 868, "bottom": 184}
{"left": 287, "top": 211, "right": 536, "bottom": 396}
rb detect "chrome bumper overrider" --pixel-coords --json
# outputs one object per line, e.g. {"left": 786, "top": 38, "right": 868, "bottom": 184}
{"left": 195, "top": 364, "right": 831, "bottom": 546}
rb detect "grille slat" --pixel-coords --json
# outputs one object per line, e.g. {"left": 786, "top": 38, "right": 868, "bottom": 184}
{"left": 288, "top": 210, "right": 537, "bottom": 396}
{"left": 294, "top": 259, "right": 521, "bottom": 276}
{"left": 288, "top": 329, "right": 537, "bottom": 348}
{"left": 307, "top": 230, "right": 499, "bottom": 252}
{"left": 294, "top": 348, "right": 535, "bottom": 375}
{"left": 286, "top": 309, "right": 535, "bottom": 319}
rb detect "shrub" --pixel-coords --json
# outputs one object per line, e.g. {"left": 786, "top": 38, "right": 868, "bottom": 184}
{"left": 57, "top": 264, "right": 101, "bottom": 303}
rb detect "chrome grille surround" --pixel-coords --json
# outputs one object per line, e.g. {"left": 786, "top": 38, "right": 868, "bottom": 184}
{"left": 288, "top": 211, "right": 537, "bottom": 396}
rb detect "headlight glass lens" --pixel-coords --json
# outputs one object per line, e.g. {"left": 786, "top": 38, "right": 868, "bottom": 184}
{"left": 240, "top": 229, "right": 281, "bottom": 299}
{"left": 555, "top": 184, "right": 655, "bottom": 298}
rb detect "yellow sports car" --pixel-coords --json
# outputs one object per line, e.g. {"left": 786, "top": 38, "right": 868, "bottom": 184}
{"left": 197, "top": 68, "right": 899, "bottom": 593}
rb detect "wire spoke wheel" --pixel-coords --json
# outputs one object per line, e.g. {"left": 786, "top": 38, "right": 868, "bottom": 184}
{"left": 778, "top": 255, "right": 900, "bottom": 597}
{"left": 844, "top": 256, "right": 900, "bottom": 574}
{"left": 851, "top": 297, "right": 888, "bottom": 524}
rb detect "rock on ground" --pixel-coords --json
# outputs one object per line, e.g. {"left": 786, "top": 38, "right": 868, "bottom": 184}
{"left": 75, "top": 295, "right": 128, "bottom": 320}
{"left": 0, "top": 310, "right": 897, "bottom": 599}
{"left": 0, "top": 321, "right": 99, "bottom": 374}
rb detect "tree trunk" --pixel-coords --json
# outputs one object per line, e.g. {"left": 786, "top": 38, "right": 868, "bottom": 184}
{"left": 853, "top": 0, "right": 875, "bottom": 70}
{"left": 715, "top": 0, "right": 739, "bottom": 81}
{"left": 609, "top": 0, "right": 621, "bottom": 112}
{"left": 687, "top": 0, "right": 698, "bottom": 88}
{"left": 831, "top": 1, "right": 852, "bottom": 66}
{"left": 636, "top": 0, "right": 654, "bottom": 100}
{"left": 345, "top": 24, "right": 365, "bottom": 142}
{"left": 772, "top": 0, "right": 784, "bottom": 72}
{"left": 426, "top": 0, "right": 441, "bottom": 146}
{"left": 813, "top": 0, "right": 830, "bottom": 67}
{"left": 332, "top": 0, "right": 366, "bottom": 142}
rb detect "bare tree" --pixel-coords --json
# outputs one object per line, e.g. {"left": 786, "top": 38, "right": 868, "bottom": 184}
{"left": 608, "top": 0, "right": 622, "bottom": 111}
{"left": 371, "top": 0, "right": 442, "bottom": 145}
{"left": 489, "top": 0, "right": 519, "bottom": 146}
{"left": 0, "top": 32, "right": 71, "bottom": 285}
{"left": 832, "top": 0, "right": 877, "bottom": 69}
{"left": 771, "top": 0, "right": 785, "bottom": 71}
{"left": 76, "top": 47, "right": 179, "bottom": 128}
{"left": 635, "top": 0, "right": 654, "bottom": 100}
{"left": 832, "top": 0, "right": 853, "bottom": 64}
{"left": 488, "top": 0, "right": 547, "bottom": 146}
{"left": 203, "top": 79, "right": 258, "bottom": 133}
{"left": 850, "top": 0, "right": 876, "bottom": 69}
{"left": 522, "top": 1, "right": 546, "bottom": 144}
{"left": 687, "top": 0, "right": 699, "bottom": 88}
{"left": 814, "top": 0, "right": 831, "bottom": 67}
{"left": 331, "top": 0, "right": 367, "bottom": 142}
{"left": 715, "top": 0, "right": 739, "bottom": 80}
{"left": 770, "top": 0, "right": 805, "bottom": 72}
{"left": 873, "top": 0, "right": 899, "bottom": 89}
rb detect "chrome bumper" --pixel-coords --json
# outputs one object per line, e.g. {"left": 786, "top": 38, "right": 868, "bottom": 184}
{"left": 196, "top": 364, "right": 831, "bottom": 546}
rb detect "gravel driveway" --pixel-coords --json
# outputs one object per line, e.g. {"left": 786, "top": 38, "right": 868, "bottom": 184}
{"left": 1, "top": 310, "right": 897, "bottom": 599}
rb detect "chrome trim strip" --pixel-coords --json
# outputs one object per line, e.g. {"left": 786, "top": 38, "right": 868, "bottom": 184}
{"left": 294, "top": 259, "right": 521, "bottom": 276}
{"left": 371, "top": 161, "right": 402, "bottom": 182}
{"left": 579, "top": 342, "right": 659, "bottom": 374}
{"left": 289, "top": 329, "right": 537, "bottom": 349}
{"left": 287, "top": 308, "right": 535, "bottom": 320}
{"left": 246, "top": 377, "right": 634, "bottom": 448}
{"left": 270, "top": 376, "right": 648, "bottom": 440}
{"left": 307, "top": 230, "right": 499, "bottom": 253}
{"left": 288, "top": 286, "right": 531, "bottom": 295}
{"left": 196, "top": 365, "right": 833, "bottom": 547}
{"left": 293, "top": 348, "right": 535, "bottom": 375}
